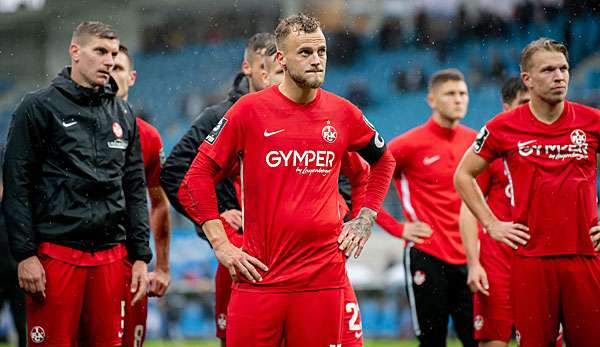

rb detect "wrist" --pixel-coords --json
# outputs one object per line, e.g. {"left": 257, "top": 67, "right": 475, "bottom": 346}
{"left": 358, "top": 207, "right": 377, "bottom": 225}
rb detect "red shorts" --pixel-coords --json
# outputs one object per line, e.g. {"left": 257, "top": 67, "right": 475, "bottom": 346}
{"left": 512, "top": 255, "right": 600, "bottom": 347}
{"left": 342, "top": 277, "right": 363, "bottom": 347}
{"left": 473, "top": 233, "right": 512, "bottom": 342}
{"left": 226, "top": 287, "right": 343, "bottom": 347}
{"left": 122, "top": 260, "right": 148, "bottom": 347}
{"left": 27, "top": 254, "right": 125, "bottom": 346}
{"left": 214, "top": 224, "right": 243, "bottom": 340}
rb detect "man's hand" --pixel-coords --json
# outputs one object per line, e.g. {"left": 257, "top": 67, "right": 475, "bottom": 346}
{"left": 130, "top": 260, "right": 148, "bottom": 306}
{"left": 467, "top": 262, "right": 489, "bottom": 296}
{"left": 338, "top": 207, "right": 376, "bottom": 259}
{"left": 220, "top": 209, "right": 243, "bottom": 230}
{"left": 148, "top": 268, "right": 171, "bottom": 297}
{"left": 590, "top": 224, "right": 600, "bottom": 251}
{"left": 213, "top": 240, "right": 268, "bottom": 283}
{"left": 486, "top": 220, "right": 529, "bottom": 249}
{"left": 402, "top": 222, "right": 433, "bottom": 244}
{"left": 18, "top": 255, "right": 46, "bottom": 298}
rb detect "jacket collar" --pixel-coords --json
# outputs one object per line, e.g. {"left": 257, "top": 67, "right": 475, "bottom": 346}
{"left": 51, "top": 66, "right": 118, "bottom": 105}
{"left": 227, "top": 72, "right": 249, "bottom": 102}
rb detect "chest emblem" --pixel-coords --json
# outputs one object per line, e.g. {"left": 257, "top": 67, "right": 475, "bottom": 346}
{"left": 423, "top": 155, "right": 441, "bottom": 166}
{"left": 112, "top": 122, "right": 123, "bottom": 138}
{"left": 322, "top": 123, "right": 337, "bottom": 143}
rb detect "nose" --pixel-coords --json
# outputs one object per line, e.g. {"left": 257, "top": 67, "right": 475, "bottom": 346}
{"left": 104, "top": 54, "right": 115, "bottom": 68}
{"left": 553, "top": 68, "right": 566, "bottom": 81}
{"left": 309, "top": 52, "right": 321, "bottom": 66}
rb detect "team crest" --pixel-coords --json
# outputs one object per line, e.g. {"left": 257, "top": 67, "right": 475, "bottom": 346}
{"left": 30, "top": 326, "right": 45, "bottom": 344}
{"left": 571, "top": 129, "right": 586, "bottom": 145}
{"left": 322, "top": 122, "right": 337, "bottom": 143}
{"left": 112, "top": 122, "right": 123, "bottom": 138}
{"left": 413, "top": 270, "right": 426, "bottom": 286}
{"left": 474, "top": 315, "right": 484, "bottom": 330}
{"left": 217, "top": 313, "right": 227, "bottom": 330}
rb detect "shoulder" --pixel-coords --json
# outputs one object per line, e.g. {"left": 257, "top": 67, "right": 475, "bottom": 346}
{"left": 321, "top": 89, "right": 361, "bottom": 114}
{"left": 569, "top": 100, "right": 600, "bottom": 117}
{"left": 389, "top": 123, "right": 427, "bottom": 146}
{"left": 136, "top": 118, "right": 162, "bottom": 142}
{"left": 458, "top": 124, "right": 478, "bottom": 136}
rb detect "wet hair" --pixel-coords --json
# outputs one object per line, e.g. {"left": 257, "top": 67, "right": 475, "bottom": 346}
{"left": 245, "top": 32, "right": 275, "bottom": 60}
{"left": 118, "top": 44, "right": 134, "bottom": 69}
{"left": 520, "top": 37, "right": 568, "bottom": 72}
{"left": 501, "top": 76, "right": 528, "bottom": 104}
{"left": 428, "top": 68, "right": 465, "bottom": 91}
{"left": 275, "top": 13, "right": 321, "bottom": 50}
{"left": 72, "top": 21, "right": 118, "bottom": 44}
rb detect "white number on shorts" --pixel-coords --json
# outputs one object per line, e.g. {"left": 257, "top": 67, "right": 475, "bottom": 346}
{"left": 133, "top": 325, "right": 144, "bottom": 347}
{"left": 345, "top": 302, "right": 363, "bottom": 338}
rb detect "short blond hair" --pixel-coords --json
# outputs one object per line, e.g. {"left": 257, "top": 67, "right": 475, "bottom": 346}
{"left": 519, "top": 38, "right": 568, "bottom": 72}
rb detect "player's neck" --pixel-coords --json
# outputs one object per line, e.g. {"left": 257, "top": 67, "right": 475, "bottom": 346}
{"left": 432, "top": 113, "right": 459, "bottom": 128}
{"left": 278, "top": 80, "right": 317, "bottom": 104}
{"left": 70, "top": 68, "right": 100, "bottom": 91}
{"left": 528, "top": 97, "right": 564, "bottom": 124}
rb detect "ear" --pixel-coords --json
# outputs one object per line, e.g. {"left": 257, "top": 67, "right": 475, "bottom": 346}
{"left": 241, "top": 59, "right": 251, "bottom": 76}
{"left": 276, "top": 51, "right": 287, "bottom": 71}
{"left": 260, "top": 69, "right": 270, "bottom": 88}
{"left": 128, "top": 70, "right": 137, "bottom": 87}
{"left": 70, "top": 42, "right": 80, "bottom": 63}
{"left": 426, "top": 92, "right": 435, "bottom": 109}
{"left": 521, "top": 72, "right": 532, "bottom": 89}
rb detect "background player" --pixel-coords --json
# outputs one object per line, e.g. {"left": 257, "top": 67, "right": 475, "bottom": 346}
{"left": 111, "top": 44, "right": 172, "bottom": 347}
{"left": 179, "top": 13, "right": 395, "bottom": 346}
{"left": 160, "top": 33, "right": 274, "bottom": 346}
{"left": 2, "top": 21, "right": 151, "bottom": 346}
{"left": 388, "top": 69, "right": 477, "bottom": 347}
{"left": 455, "top": 37, "right": 600, "bottom": 347}
{"left": 458, "top": 76, "right": 529, "bottom": 347}
{"left": 0, "top": 144, "right": 26, "bottom": 347}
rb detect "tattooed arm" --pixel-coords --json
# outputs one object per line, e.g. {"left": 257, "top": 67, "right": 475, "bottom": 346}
{"left": 337, "top": 207, "right": 377, "bottom": 259}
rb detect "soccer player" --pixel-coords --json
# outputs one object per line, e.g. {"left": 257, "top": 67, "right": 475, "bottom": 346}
{"left": 455, "top": 38, "right": 600, "bottom": 347}
{"left": 160, "top": 33, "right": 274, "bottom": 346}
{"left": 458, "top": 77, "right": 529, "bottom": 347}
{"left": 111, "top": 44, "right": 172, "bottom": 347}
{"left": 179, "top": 13, "right": 395, "bottom": 347}
{"left": 388, "top": 69, "right": 477, "bottom": 347}
{"left": 0, "top": 144, "right": 26, "bottom": 347}
{"left": 2, "top": 21, "right": 151, "bottom": 346}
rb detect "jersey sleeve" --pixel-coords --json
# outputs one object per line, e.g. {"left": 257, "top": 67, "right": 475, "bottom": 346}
{"left": 144, "top": 126, "right": 164, "bottom": 189}
{"left": 388, "top": 135, "right": 411, "bottom": 178}
{"left": 472, "top": 122, "right": 502, "bottom": 162}
{"left": 345, "top": 104, "right": 386, "bottom": 164}
{"left": 198, "top": 97, "right": 247, "bottom": 172}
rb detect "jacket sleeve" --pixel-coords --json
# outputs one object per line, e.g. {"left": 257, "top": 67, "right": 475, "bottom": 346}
{"left": 160, "top": 107, "right": 220, "bottom": 219}
{"left": 123, "top": 111, "right": 152, "bottom": 263}
{"left": 2, "top": 95, "right": 47, "bottom": 262}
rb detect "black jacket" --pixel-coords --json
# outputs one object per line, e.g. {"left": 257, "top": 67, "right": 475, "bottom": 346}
{"left": 0, "top": 144, "right": 17, "bottom": 283}
{"left": 160, "top": 73, "right": 247, "bottom": 237}
{"left": 2, "top": 67, "right": 152, "bottom": 263}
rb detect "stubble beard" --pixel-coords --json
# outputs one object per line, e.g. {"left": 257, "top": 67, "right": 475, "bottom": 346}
{"left": 288, "top": 69, "right": 324, "bottom": 89}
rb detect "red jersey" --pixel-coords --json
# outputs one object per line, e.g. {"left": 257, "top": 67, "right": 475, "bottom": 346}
{"left": 473, "top": 101, "right": 600, "bottom": 257}
{"left": 389, "top": 117, "right": 477, "bottom": 264}
{"left": 137, "top": 118, "right": 164, "bottom": 189}
{"left": 199, "top": 86, "right": 378, "bottom": 292}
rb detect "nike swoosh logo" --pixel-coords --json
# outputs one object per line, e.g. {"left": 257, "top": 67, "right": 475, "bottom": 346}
{"left": 518, "top": 140, "right": 537, "bottom": 147}
{"left": 264, "top": 129, "right": 285, "bottom": 137}
{"left": 354, "top": 331, "right": 363, "bottom": 338}
{"left": 62, "top": 121, "right": 77, "bottom": 128}
{"left": 423, "top": 155, "right": 440, "bottom": 166}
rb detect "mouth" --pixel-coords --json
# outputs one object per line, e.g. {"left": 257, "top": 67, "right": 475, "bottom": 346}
{"left": 98, "top": 71, "right": 110, "bottom": 78}
{"left": 306, "top": 70, "right": 324, "bottom": 73}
